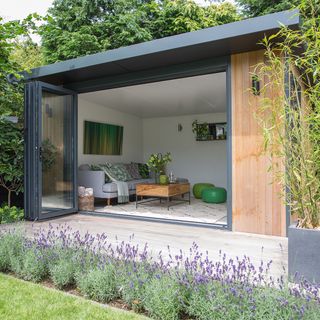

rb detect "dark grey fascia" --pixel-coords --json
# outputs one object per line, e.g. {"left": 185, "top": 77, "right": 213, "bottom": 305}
{"left": 24, "top": 10, "right": 300, "bottom": 87}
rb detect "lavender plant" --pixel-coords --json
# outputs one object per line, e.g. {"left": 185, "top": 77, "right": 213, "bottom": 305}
{"left": 77, "top": 264, "right": 118, "bottom": 303}
{"left": 0, "top": 225, "right": 319, "bottom": 319}
{"left": 143, "top": 275, "right": 182, "bottom": 320}
{"left": 19, "top": 245, "right": 48, "bottom": 282}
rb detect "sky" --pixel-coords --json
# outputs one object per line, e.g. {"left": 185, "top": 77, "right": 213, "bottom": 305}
{"left": 1, "top": 0, "right": 54, "bottom": 21}
{"left": 1, "top": 0, "right": 225, "bottom": 21}
{"left": 0, "top": 0, "right": 234, "bottom": 42}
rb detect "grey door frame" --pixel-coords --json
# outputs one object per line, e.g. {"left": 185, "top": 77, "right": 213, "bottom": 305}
{"left": 24, "top": 81, "right": 78, "bottom": 220}
{"left": 25, "top": 57, "right": 232, "bottom": 230}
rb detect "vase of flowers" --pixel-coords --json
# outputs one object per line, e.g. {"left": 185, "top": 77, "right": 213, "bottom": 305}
{"left": 147, "top": 152, "right": 172, "bottom": 184}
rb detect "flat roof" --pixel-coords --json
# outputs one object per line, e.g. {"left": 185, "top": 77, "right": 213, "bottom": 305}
{"left": 24, "top": 10, "right": 299, "bottom": 86}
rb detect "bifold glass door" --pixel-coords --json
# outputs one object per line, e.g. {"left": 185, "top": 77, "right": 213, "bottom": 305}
{"left": 25, "top": 81, "right": 77, "bottom": 220}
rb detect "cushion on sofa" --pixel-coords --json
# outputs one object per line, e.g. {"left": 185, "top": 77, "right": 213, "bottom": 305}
{"left": 104, "top": 163, "right": 132, "bottom": 181}
{"left": 132, "top": 163, "right": 150, "bottom": 179}
{"left": 124, "top": 163, "right": 142, "bottom": 179}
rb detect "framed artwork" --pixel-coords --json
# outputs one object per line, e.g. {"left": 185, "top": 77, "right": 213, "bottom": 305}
{"left": 83, "top": 120, "right": 123, "bottom": 155}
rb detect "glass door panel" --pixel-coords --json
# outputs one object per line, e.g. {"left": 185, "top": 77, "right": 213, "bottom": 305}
{"left": 24, "top": 82, "right": 77, "bottom": 220}
{"left": 40, "top": 91, "right": 74, "bottom": 214}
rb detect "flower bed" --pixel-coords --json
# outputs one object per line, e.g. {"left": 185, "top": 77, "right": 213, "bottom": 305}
{"left": 0, "top": 225, "right": 319, "bottom": 320}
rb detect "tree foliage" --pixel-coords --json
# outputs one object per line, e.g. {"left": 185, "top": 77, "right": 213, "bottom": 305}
{"left": 0, "top": 15, "right": 42, "bottom": 117}
{"left": 0, "top": 16, "right": 41, "bottom": 207}
{"left": 255, "top": 0, "right": 320, "bottom": 228}
{"left": 0, "top": 18, "right": 26, "bottom": 118}
{"left": 236, "top": 0, "right": 300, "bottom": 17}
{"left": 40, "top": 0, "right": 240, "bottom": 63}
{"left": 0, "top": 118, "right": 24, "bottom": 207}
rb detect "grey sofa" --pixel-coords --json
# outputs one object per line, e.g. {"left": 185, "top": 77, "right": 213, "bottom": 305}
{"left": 78, "top": 165, "right": 153, "bottom": 205}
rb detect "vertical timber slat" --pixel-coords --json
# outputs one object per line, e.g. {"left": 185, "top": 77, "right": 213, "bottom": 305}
{"left": 231, "top": 50, "right": 286, "bottom": 236}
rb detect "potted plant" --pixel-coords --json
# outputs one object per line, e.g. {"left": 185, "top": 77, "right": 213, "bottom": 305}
{"left": 147, "top": 152, "right": 172, "bottom": 184}
{"left": 192, "top": 120, "right": 209, "bottom": 140}
{"left": 256, "top": 3, "right": 320, "bottom": 283}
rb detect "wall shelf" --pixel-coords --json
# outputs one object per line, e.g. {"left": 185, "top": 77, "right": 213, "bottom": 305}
{"left": 194, "top": 122, "right": 227, "bottom": 141}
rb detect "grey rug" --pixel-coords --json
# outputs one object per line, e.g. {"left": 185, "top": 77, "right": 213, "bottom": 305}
{"left": 95, "top": 198, "right": 227, "bottom": 225}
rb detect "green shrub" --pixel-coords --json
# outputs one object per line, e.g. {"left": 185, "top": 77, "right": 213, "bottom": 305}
{"left": 20, "top": 247, "right": 48, "bottom": 282}
{"left": 77, "top": 264, "right": 117, "bottom": 303}
{"left": 0, "top": 205, "right": 24, "bottom": 224}
{"left": 50, "top": 259, "right": 75, "bottom": 289}
{"left": 143, "top": 275, "right": 182, "bottom": 320}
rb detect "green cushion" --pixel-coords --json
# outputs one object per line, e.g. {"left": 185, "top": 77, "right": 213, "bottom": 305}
{"left": 134, "top": 163, "right": 150, "bottom": 179}
{"left": 103, "top": 163, "right": 132, "bottom": 182}
{"left": 202, "top": 187, "right": 227, "bottom": 203}
{"left": 192, "top": 183, "right": 215, "bottom": 199}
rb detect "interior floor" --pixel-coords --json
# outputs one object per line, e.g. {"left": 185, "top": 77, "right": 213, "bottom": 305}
{"left": 94, "top": 198, "right": 227, "bottom": 225}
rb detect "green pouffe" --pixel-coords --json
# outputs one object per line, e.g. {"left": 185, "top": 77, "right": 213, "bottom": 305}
{"left": 193, "top": 183, "right": 215, "bottom": 199}
{"left": 202, "top": 187, "right": 227, "bottom": 203}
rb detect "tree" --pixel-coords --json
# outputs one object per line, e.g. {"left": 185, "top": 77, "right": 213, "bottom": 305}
{"left": 235, "top": 0, "right": 300, "bottom": 17}
{"left": 0, "top": 118, "right": 24, "bottom": 207}
{"left": 0, "top": 15, "right": 42, "bottom": 118}
{"left": 40, "top": 0, "right": 240, "bottom": 63}
{"left": 10, "top": 39, "right": 45, "bottom": 72}
{"left": 0, "top": 16, "right": 40, "bottom": 207}
{"left": 0, "top": 18, "right": 26, "bottom": 118}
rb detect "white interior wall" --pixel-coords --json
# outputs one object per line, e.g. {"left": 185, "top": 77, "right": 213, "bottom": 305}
{"left": 142, "top": 113, "right": 227, "bottom": 189}
{"left": 78, "top": 97, "right": 143, "bottom": 165}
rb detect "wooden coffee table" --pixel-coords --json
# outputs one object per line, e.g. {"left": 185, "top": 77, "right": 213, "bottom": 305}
{"left": 135, "top": 183, "right": 191, "bottom": 210}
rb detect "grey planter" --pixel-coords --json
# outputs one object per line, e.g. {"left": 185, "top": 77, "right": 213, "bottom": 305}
{"left": 288, "top": 225, "right": 320, "bottom": 284}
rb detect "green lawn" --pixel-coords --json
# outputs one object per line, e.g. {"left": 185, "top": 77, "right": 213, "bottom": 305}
{"left": 0, "top": 273, "right": 148, "bottom": 320}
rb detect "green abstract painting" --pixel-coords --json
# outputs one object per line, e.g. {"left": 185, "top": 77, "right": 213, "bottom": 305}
{"left": 83, "top": 121, "right": 123, "bottom": 155}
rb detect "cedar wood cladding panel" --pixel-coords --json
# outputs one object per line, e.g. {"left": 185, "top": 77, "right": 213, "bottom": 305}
{"left": 231, "top": 50, "right": 286, "bottom": 237}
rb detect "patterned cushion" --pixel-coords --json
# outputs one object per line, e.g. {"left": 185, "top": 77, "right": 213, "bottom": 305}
{"left": 133, "top": 163, "right": 150, "bottom": 179}
{"left": 124, "top": 163, "right": 141, "bottom": 179}
{"left": 103, "top": 163, "right": 132, "bottom": 182}
{"left": 90, "top": 164, "right": 111, "bottom": 183}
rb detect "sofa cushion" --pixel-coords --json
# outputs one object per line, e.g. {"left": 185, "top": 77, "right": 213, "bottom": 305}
{"left": 132, "top": 163, "right": 150, "bottom": 179}
{"left": 124, "top": 163, "right": 141, "bottom": 180}
{"left": 104, "top": 163, "right": 132, "bottom": 181}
